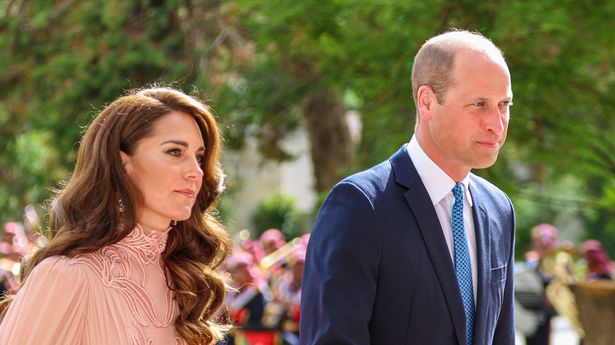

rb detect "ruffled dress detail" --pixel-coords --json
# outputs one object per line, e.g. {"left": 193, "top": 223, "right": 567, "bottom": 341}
{"left": 0, "top": 224, "right": 186, "bottom": 345}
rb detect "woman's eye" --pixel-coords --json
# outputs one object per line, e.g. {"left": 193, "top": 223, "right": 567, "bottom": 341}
{"left": 196, "top": 155, "right": 204, "bottom": 164}
{"left": 167, "top": 148, "right": 182, "bottom": 157}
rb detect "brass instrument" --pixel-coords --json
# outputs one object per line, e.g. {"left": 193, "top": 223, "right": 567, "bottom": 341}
{"left": 259, "top": 238, "right": 302, "bottom": 270}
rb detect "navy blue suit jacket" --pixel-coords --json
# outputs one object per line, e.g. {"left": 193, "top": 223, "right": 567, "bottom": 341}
{"left": 300, "top": 146, "right": 515, "bottom": 345}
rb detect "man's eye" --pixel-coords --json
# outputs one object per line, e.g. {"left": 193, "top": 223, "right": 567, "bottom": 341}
{"left": 472, "top": 101, "right": 486, "bottom": 107}
{"left": 498, "top": 101, "right": 512, "bottom": 111}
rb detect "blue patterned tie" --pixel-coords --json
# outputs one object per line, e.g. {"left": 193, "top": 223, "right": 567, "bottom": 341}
{"left": 452, "top": 183, "right": 475, "bottom": 345}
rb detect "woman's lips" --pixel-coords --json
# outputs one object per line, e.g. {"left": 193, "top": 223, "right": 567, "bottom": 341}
{"left": 175, "top": 189, "right": 195, "bottom": 198}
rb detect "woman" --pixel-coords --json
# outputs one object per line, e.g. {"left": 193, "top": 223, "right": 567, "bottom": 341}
{"left": 0, "top": 87, "right": 230, "bottom": 345}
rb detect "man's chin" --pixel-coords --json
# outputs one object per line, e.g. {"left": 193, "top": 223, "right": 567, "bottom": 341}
{"left": 472, "top": 156, "right": 499, "bottom": 170}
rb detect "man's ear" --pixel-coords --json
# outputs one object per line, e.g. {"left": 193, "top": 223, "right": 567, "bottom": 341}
{"left": 416, "top": 85, "right": 436, "bottom": 121}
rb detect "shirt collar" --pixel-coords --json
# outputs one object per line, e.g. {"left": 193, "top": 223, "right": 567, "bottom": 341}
{"left": 406, "top": 135, "right": 473, "bottom": 207}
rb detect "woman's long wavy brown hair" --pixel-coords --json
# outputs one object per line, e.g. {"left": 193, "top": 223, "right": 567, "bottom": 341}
{"left": 0, "top": 87, "right": 230, "bottom": 344}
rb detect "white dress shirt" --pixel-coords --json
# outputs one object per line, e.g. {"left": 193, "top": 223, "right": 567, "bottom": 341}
{"left": 407, "top": 136, "right": 478, "bottom": 302}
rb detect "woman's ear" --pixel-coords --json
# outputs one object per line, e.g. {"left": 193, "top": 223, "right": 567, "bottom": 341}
{"left": 119, "top": 151, "right": 131, "bottom": 172}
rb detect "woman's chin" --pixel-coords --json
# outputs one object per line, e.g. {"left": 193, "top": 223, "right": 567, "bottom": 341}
{"left": 173, "top": 212, "right": 192, "bottom": 222}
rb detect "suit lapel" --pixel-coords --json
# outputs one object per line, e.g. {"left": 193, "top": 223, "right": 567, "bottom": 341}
{"left": 469, "top": 180, "right": 490, "bottom": 345}
{"left": 390, "top": 147, "right": 466, "bottom": 345}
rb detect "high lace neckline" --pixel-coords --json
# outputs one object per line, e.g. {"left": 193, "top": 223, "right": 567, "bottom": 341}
{"left": 118, "top": 224, "right": 172, "bottom": 263}
{"left": 70, "top": 222, "right": 178, "bottom": 339}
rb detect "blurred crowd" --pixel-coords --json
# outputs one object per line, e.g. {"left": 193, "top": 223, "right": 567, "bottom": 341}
{"left": 0, "top": 206, "right": 46, "bottom": 297}
{"left": 514, "top": 223, "right": 615, "bottom": 345}
{"left": 0, "top": 222, "right": 24, "bottom": 296}
{"left": 219, "top": 228, "right": 308, "bottom": 345}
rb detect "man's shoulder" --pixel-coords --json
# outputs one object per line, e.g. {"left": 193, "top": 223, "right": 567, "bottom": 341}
{"left": 470, "top": 173, "right": 505, "bottom": 194}
{"left": 337, "top": 159, "right": 393, "bottom": 198}
{"left": 469, "top": 173, "right": 512, "bottom": 208}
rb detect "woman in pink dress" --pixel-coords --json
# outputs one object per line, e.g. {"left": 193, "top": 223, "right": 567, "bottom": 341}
{"left": 0, "top": 87, "right": 231, "bottom": 345}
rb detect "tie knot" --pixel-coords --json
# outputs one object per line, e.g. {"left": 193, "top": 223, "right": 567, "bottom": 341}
{"left": 452, "top": 183, "right": 464, "bottom": 203}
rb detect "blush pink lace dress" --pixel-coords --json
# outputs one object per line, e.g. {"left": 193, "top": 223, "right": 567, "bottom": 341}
{"left": 0, "top": 224, "right": 186, "bottom": 345}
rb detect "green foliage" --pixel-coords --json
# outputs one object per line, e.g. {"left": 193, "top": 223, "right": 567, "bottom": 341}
{"left": 252, "top": 193, "right": 301, "bottom": 240}
{"left": 231, "top": 0, "right": 615, "bottom": 255}
{"left": 2, "top": 0, "right": 615, "bottom": 257}
{"left": 586, "top": 180, "right": 615, "bottom": 256}
{"left": 511, "top": 179, "right": 594, "bottom": 260}
{"left": 0, "top": 0, "right": 232, "bottom": 223}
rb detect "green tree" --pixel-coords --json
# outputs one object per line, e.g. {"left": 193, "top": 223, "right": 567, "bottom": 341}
{"left": 220, "top": 0, "right": 356, "bottom": 193}
{"left": 0, "top": 0, "right": 246, "bottom": 223}
{"left": 228, "top": 0, "right": 615, "bottom": 254}
{"left": 252, "top": 193, "right": 301, "bottom": 240}
{"left": 3, "top": 0, "right": 615, "bottom": 257}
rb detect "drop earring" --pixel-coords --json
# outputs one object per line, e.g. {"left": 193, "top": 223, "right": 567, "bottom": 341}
{"left": 116, "top": 198, "right": 125, "bottom": 213}
{"left": 170, "top": 220, "right": 177, "bottom": 227}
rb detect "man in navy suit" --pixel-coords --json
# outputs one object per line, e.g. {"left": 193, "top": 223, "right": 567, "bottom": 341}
{"left": 300, "top": 30, "right": 515, "bottom": 345}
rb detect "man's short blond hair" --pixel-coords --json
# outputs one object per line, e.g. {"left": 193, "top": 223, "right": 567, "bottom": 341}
{"left": 411, "top": 30, "right": 505, "bottom": 109}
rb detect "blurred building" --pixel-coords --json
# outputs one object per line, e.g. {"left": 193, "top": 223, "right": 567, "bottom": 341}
{"left": 222, "top": 111, "right": 361, "bottom": 234}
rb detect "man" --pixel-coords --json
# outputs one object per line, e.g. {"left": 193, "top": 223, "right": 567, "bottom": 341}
{"left": 300, "top": 30, "right": 515, "bottom": 345}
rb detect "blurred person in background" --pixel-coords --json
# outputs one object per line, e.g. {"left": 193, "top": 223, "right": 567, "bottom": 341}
{"left": 239, "top": 238, "right": 263, "bottom": 265}
{"left": 259, "top": 228, "right": 288, "bottom": 305}
{"left": 260, "top": 229, "right": 287, "bottom": 259}
{"left": 0, "top": 222, "right": 22, "bottom": 300}
{"left": 0, "top": 222, "right": 23, "bottom": 297}
{"left": 0, "top": 87, "right": 231, "bottom": 345}
{"left": 522, "top": 223, "right": 582, "bottom": 345}
{"left": 275, "top": 248, "right": 305, "bottom": 345}
{"left": 223, "top": 250, "right": 270, "bottom": 345}
{"left": 517, "top": 224, "right": 559, "bottom": 345}
{"left": 580, "top": 239, "right": 613, "bottom": 281}
{"left": 0, "top": 222, "right": 25, "bottom": 262}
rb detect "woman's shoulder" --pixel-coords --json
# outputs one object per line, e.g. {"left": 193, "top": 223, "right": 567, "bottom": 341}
{"left": 14, "top": 256, "right": 94, "bottom": 311}
{"left": 0, "top": 255, "right": 93, "bottom": 344}
{"left": 29, "top": 255, "right": 92, "bottom": 286}
{"left": 36, "top": 255, "right": 82, "bottom": 269}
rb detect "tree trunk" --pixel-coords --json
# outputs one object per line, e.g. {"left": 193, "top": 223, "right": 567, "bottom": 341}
{"left": 302, "top": 85, "right": 353, "bottom": 193}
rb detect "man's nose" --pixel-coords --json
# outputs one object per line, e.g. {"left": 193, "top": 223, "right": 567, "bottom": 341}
{"left": 485, "top": 106, "right": 506, "bottom": 135}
